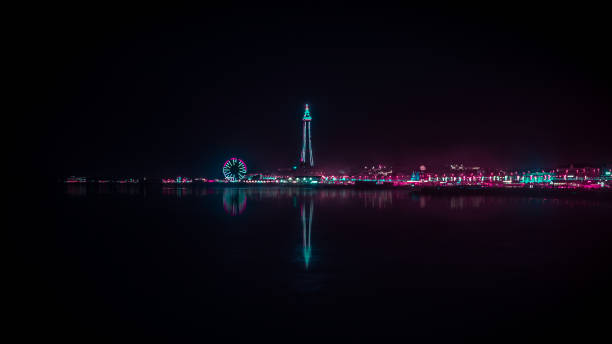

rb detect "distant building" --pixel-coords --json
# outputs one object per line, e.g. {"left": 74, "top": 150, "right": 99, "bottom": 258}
{"left": 246, "top": 173, "right": 277, "bottom": 181}
{"left": 65, "top": 176, "right": 86, "bottom": 183}
{"left": 362, "top": 164, "right": 393, "bottom": 177}
{"left": 450, "top": 163, "right": 480, "bottom": 171}
{"left": 552, "top": 165, "right": 604, "bottom": 182}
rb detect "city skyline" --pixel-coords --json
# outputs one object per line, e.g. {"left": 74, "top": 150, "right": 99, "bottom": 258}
{"left": 48, "top": 100, "right": 611, "bottom": 179}
{"left": 25, "top": 6, "right": 611, "bottom": 179}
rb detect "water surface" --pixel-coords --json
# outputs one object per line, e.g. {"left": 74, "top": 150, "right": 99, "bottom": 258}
{"left": 36, "top": 185, "right": 612, "bottom": 340}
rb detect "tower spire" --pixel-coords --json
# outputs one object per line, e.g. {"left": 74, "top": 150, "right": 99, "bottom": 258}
{"left": 303, "top": 103, "right": 311, "bottom": 121}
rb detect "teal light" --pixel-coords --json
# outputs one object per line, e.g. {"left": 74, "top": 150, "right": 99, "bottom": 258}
{"left": 301, "top": 199, "right": 313, "bottom": 270}
{"left": 303, "top": 246, "right": 311, "bottom": 270}
{"left": 303, "top": 103, "right": 312, "bottom": 121}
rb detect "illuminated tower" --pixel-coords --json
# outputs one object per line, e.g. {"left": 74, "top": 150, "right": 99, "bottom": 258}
{"left": 299, "top": 104, "right": 314, "bottom": 168}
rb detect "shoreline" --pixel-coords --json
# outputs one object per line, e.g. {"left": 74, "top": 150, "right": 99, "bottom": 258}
{"left": 62, "top": 182, "right": 612, "bottom": 201}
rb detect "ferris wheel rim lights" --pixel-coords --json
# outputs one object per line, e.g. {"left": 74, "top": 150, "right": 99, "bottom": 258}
{"left": 222, "top": 158, "right": 247, "bottom": 181}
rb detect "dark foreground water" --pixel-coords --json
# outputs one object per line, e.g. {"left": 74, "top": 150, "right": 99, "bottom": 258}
{"left": 23, "top": 185, "right": 612, "bottom": 340}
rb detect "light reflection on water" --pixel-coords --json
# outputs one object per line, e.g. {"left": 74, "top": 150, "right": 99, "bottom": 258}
{"left": 300, "top": 198, "right": 313, "bottom": 270}
{"left": 161, "top": 186, "right": 192, "bottom": 198}
{"left": 202, "top": 187, "right": 612, "bottom": 211}
{"left": 63, "top": 184, "right": 611, "bottom": 274}
{"left": 65, "top": 184, "right": 612, "bottom": 210}
{"left": 56, "top": 184, "right": 612, "bottom": 338}
{"left": 222, "top": 188, "right": 247, "bottom": 216}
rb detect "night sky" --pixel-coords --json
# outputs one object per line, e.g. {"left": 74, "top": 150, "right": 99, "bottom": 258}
{"left": 25, "top": 5, "right": 611, "bottom": 178}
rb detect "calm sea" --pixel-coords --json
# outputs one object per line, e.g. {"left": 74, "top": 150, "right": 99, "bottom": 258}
{"left": 27, "top": 185, "right": 612, "bottom": 340}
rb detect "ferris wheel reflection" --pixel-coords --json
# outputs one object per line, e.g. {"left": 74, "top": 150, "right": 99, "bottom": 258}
{"left": 222, "top": 188, "right": 247, "bottom": 216}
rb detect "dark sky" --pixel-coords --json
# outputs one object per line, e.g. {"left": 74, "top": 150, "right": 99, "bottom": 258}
{"left": 24, "top": 5, "right": 611, "bottom": 178}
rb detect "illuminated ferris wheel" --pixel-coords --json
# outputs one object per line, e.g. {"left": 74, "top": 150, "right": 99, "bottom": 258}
{"left": 222, "top": 158, "right": 247, "bottom": 181}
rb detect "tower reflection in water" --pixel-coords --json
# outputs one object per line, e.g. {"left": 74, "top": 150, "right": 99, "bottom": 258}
{"left": 300, "top": 198, "right": 313, "bottom": 270}
{"left": 222, "top": 188, "right": 247, "bottom": 216}
{"left": 219, "top": 188, "right": 315, "bottom": 270}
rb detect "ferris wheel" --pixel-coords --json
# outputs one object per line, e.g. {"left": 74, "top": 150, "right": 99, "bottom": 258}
{"left": 222, "top": 158, "right": 247, "bottom": 181}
